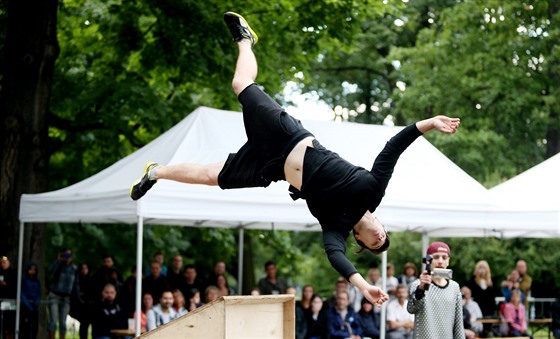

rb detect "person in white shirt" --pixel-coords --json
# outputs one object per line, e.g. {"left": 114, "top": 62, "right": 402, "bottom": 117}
{"left": 386, "top": 284, "right": 414, "bottom": 339}
{"left": 461, "top": 286, "right": 483, "bottom": 334}
{"left": 147, "top": 290, "right": 177, "bottom": 331}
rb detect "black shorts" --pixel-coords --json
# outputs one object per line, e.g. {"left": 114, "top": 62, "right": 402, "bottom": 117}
{"left": 218, "top": 84, "right": 313, "bottom": 189}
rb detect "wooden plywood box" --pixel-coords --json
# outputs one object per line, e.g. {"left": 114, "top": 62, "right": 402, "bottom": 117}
{"left": 139, "top": 295, "right": 295, "bottom": 339}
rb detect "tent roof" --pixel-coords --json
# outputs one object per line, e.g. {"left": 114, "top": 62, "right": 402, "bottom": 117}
{"left": 19, "top": 107, "right": 556, "bottom": 237}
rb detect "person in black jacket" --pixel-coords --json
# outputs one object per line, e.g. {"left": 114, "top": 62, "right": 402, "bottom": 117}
{"left": 130, "top": 11, "right": 460, "bottom": 308}
{"left": 91, "top": 283, "right": 127, "bottom": 339}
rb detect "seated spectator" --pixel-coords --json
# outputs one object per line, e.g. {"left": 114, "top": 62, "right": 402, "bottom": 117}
{"left": 188, "top": 288, "right": 203, "bottom": 311}
{"left": 147, "top": 290, "right": 177, "bottom": 331}
{"left": 133, "top": 292, "right": 153, "bottom": 332}
{"left": 215, "top": 273, "right": 235, "bottom": 297}
{"left": 551, "top": 295, "right": 560, "bottom": 339}
{"left": 305, "top": 294, "right": 328, "bottom": 339}
{"left": 503, "top": 289, "right": 533, "bottom": 338}
{"left": 397, "top": 262, "right": 418, "bottom": 287}
{"left": 286, "top": 286, "right": 307, "bottom": 339}
{"left": 501, "top": 269, "right": 525, "bottom": 303}
{"left": 180, "top": 265, "right": 204, "bottom": 301}
{"left": 386, "top": 284, "right": 414, "bottom": 339}
{"left": 357, "top": 298, "right": 380, "bottom": 339}
{"left": 249, "top": 287, "right": 261, "bottom": 296}
{"left": 327, "top": 290, "right": 363, "bottom": 339}
{"left": 461, "top": 286, "right": 483, "bottom": 334}
{"left": 91, "top": 283, "right": 128, "bottom": 339}
{"left": 462, "top": 294, "right": 477, "bottom": 339}
{"left": 204, "top": 285, "right": 220, "bottom": 304}
{"left": 172, "top": 289, "right": 188, "bottom": 317}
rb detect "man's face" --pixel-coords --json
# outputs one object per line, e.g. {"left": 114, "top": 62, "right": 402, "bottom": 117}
{"left": 396, "top": 286, "right": 408, "bottom": 302}
{"left": 335, "top": 292, "right": 349, "bottom": 311}
{"left": 172, "top": 256, "right": 183, "bottom": 270}
{"left": 355, "top": 216, "right": 386, "bottom": 250}
{"left": 150, "top": 263, "right": 162, "bottom": 277}
{"left": 369, "top": 269, "right": 380, "bottom": 282}
{"left": 1, "top": 258, "right": 10, "bottom": 270}
{"left": 461, "top": 288, "right": 471, "bottom": 300}
{"left": 265, "top": 264, "right": 277, "bottom": 278}
{"left": 215, "top": 261, "right": 225, "bottom": 274}
{"left": 102, "top": 286, "right": 117, "bottom": 302}
{"left": 103, "top": 257, "right": 114, "bottom": 268}
{"left": 431, "top": 252, "right": 450, "bottom": 269}
{"left": 160, "top": 292, "right": 174, "bottom": 309}
{"left": 516, "top": 260, "right": 527, "bottom": 275}
{"left": 185, "top": 268, "right": 196, "bottom": 282}
{"left": 154, "top": 254, "right": 164, "bottom": 264}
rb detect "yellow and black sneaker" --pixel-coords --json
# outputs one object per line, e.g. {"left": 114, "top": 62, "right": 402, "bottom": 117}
{"left": 130, "top": 161, "right": 159, "bottom": 200}
{"left": 223, "top": 11, "right": 259, "bottom": 46}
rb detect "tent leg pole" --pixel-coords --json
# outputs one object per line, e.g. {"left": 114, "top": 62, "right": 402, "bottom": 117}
{"left": 379, "top": 251, "right": 387, "bottom": 339}
{"left": 135, "top": 217, "right": 144, "bottom": 337}
{"left": 15, "top": 222, "right": 25, "bottom": 339}
{"left": 238, "top": 227, "right": 244, "bottom": 295}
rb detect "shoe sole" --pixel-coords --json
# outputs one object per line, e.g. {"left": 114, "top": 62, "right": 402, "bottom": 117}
{"left": 130, "top": 161, "right": 156, "bottom": 199}
{"left": 225, "top": 11, "right": 259, "bottom": 45}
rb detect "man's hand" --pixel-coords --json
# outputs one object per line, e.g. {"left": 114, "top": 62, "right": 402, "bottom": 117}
{"left": 416, "top": 115, "right": 460, "bottom": 134}
{"left": 418, "top": 270, "right": 432, "bottom": 290}
{"left": 432, "top": 115, "right": 460, "bottom": 134}
{"left": 362, "top": 285, "right": 389, "bottom": 307}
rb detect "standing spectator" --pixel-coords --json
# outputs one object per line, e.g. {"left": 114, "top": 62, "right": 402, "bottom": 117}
{"left": 305, "top": 294, "right": 328, "bottom": 339}
{"left": 120, "top": 266, "right": 138, "bottom": 317}
{"left": 503, "top": 289, "right": 533, "bottom": 338}
{"left": 133, "top": 292, "right": 153, "bottom": 333}
{"left": 257, "top": 260, "right": 287, "bottom": 295}
{"left": 407, "top": 241, "right": 464, "bottom": 339}
{"left": 145, "top": 251, "right": 168, "bottom": 277}
{"left": 146, "top": 290, "right": 177, "bottom": 330}
{"left": 357, "top": 298, "right": 380, "bottom": 339}
{"left": 286, "top": 286, "right": 307, "bottom": 339}
{"left": 47, "top": 248, "right": 80, "bottom": 339}
{"left": 501, "top": 269, "right": 525, "bottom": 303}
{"left": 91, "top": 283, "right": 127, "bottom": 339}
{"left": 205, "top": 260, "right": 237, "bottom": 293}
{"left": 386, "top": 284, "right": 414, "bottom": 339}
{"left": 215, "top": 273, "right": 235, "bottom": 297}
{"left": 20, "top": 261, "right": 41, "bottom": 339}
{"left": 297, "top": 284, "right": 314, "bottom": 312}
{"left": 385, "top": 263, "right": 399, "bottom": 298}
{"left": 91, "top": 255, "right": 123, "bottom": 299}
{"left": 460, "top": 286, "right": 483, "bottom": 334}
{"left": 516, "top": 259, "right": 532, "bottom": 306}
{"left": 172, "top": 289, "right": 188, "bottom": 317}
{"left": 180, "top": 265, "right": 204, "bottom": 302}
{"left": 397, "top": 262, "right": 418, "bottom": 287}
{"left": 167, "top": 255, "right": 184, "bottom": 291}
{"left": 327, "top": 290, "right": 363, "bottom": 339}
{"left": 142, "top": 260, "right": 170, "bottom": 303}
{"left": 76, "top": 262, "right": 96, "bottom": 339}
{"left": 0, "top": 255, "right": 17, "bottom": 339}
{"left": 466, "top": 260, "right": 497, "bottom": 317}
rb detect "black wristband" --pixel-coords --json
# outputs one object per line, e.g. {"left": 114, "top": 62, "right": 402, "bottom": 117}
{"left": 415, "top": 288, "right": 425, "bottom": 300}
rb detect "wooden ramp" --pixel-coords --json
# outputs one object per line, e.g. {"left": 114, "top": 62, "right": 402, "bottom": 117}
{"left": 138, "top": 295, "right": 295, "bottom": 338}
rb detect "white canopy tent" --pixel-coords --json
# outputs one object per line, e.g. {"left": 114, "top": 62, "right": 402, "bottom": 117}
{"left": 16, "top": 107, "right": 557, "bottom": 337}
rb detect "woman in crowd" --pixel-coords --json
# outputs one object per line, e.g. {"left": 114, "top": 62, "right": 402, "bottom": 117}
{"left": 503, "top": 289, "right": 533, "bottom": 338}
{"left": 304, "top": 294, "right": 328, "bottom": 339}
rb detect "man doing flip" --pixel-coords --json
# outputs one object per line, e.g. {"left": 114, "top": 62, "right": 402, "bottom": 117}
{"left": 130, "top": 12, "right": 460, "bottom": 307}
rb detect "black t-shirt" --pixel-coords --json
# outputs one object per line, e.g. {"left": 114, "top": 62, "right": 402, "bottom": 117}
{"left": 291, "top": 124, "right": 422, "bottom": 279}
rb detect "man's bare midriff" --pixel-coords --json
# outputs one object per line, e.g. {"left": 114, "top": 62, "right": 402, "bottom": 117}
{"left": 284, "top": 136, "right": 315, "bottom": 190}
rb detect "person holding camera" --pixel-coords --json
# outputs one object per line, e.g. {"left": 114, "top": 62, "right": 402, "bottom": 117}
{"left": 47, "top": 248, "right": 80, "bottom": 339}
{"left": 407, "top": 242, "right": 464, "bottom": 339}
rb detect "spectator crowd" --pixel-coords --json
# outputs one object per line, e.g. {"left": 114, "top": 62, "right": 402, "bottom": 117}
{"left": 1, "top": 248, "right": 559, "bottom": 339}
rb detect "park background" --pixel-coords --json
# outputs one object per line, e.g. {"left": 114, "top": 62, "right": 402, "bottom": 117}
{"left": 1, "top": 0, "right": 559, "bottom": 337}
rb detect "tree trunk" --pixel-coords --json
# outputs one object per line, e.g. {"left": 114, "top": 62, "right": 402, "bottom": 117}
{"left": 0, "top": 0, "right": 59, "bottom": 337}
